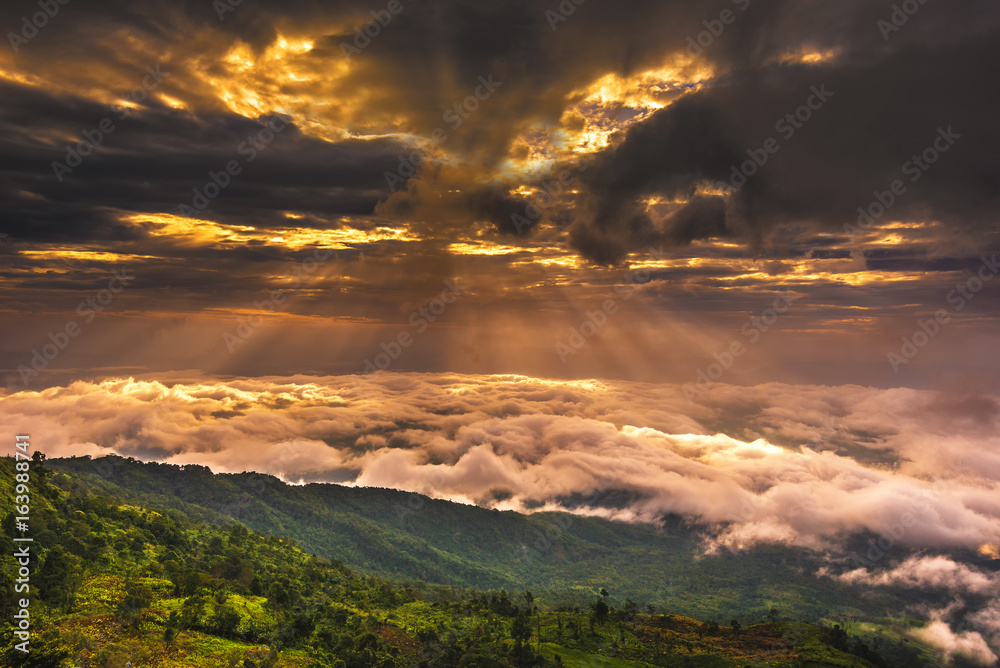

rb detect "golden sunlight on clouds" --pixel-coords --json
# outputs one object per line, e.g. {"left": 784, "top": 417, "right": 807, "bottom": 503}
{"left": 122, "top": 213, "right": 417, "bottom": 251}
{"left": 199, "top": 35, "right": 354, "bottom": 142}
{"left": 18, "top": 249, "right": 159, "bottom": 263}
{"left": 263, "top": 226, "right": 418, "bottom": 249}
{"left": 3, "top": 374, "right": 999, "bottom": 553}
{"left": 126, "top": 213, "right": 258, "bottom": 245}
{"left": 559, "top": 56, "right": 714, "bottom": 152}
{"left": 195, "top": 32, "right": 420, "bottom": 143}
{"left": 571, "top": 58, "right": 715, "bottom": 111}
{"left": 497, "top": 56, "right": 712, "bottom": 180}
{"left": 768, "top": 47, "right": 841, "bottom": 66}
{"left": 447, "top": 242, "right": 533, "bottom": 256}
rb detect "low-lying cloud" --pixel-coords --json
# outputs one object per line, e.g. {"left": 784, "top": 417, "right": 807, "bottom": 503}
{"left": 914, "top": 617, "right": 998, "bottom": 667}
{"left": 2, "top": 372, "right": 999, "bottom": 557}
{"left": 836, "top": 555, "right": 998, "bottom": 596}
{"left": 826, "top": 555, "right": 1000, "bottom": 664}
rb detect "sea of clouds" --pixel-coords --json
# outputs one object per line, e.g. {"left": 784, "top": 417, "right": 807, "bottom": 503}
{"left": 3, "top": 372, "right": 999, "bottom": 662}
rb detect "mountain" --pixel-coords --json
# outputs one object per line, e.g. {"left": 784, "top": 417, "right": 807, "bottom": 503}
{"left": 1, "top": 455, "right": 941, "bottom": 668}
{"left": 48, "top": 456, "right": 945, "bottom": 626}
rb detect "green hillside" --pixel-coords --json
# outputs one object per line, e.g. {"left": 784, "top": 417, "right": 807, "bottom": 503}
{"left": 44, "top": 456, "right": 941, "bottom": 625}
{"left": 0, "top": 455, "right": 939, "bottom": 668}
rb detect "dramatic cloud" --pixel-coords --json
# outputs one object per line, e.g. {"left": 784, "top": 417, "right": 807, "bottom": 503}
{"left": 3, "top": 373, "right": 999, "bottom": 556}
{"left": 827, "top": 555, "right": 1000, "bottom": 664}
{"left": 913, "top": 617, "right": 998, "bottom": 666}
{"left": 835, "top": 556, "right": 999, "bottom": 596}
{"left": 1, "top": 1, "right": 998, "bottom": 390}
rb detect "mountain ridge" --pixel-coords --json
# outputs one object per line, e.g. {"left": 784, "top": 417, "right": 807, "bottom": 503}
{"left": 47, "top": 454, "right": 929, "bottom": 626}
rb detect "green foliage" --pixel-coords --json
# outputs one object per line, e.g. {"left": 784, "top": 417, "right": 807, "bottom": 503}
{"left": 0, "top": 457, "right": 949, "bottom": 668}
{"left": 43, "top": 454, "right": 940, "bottom": 628}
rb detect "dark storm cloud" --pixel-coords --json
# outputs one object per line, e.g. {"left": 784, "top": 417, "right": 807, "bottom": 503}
{"left": 4, "top": 0, "right": 998, "bottom": 251}
{"left": 0, "top": 0, "right": 997, "bottom": 346}
{"left": 571, "top": 29, "right": 1000, "bottom": 262}
{"left": 0, "top": 79, "right": 404, "bottom": 243}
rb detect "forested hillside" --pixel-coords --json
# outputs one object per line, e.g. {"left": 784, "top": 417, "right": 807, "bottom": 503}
{"left": 48, "top": 456, "right": 939, "bottom": 624}
{"left": 1, "top": 455, "right": 945, "bottom": 667}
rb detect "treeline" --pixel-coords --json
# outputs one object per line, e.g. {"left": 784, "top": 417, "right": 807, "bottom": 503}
{"left": 0, "top": 458, "right": 940, "bottom": 668}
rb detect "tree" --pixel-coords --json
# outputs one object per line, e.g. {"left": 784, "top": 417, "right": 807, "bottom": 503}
{"left": 118, "top": 584, "right": 153, "bottom": 628}
{"left": 1, "top": 628, "right": 69, "bottom": 668}
{"left": 511, "top": 611, "right": 532, "bottom": 643}
{"left": 621, "top": 598, "right": 638, "bottom": 622}
{"left": 213, "top": 603, "right": 242, "bottom": 638}
{"left": 180, "top": 594, "right": 208, "bottom": 629}
{"left": 592, "top": 599, "right": 609, "bottom": 625}
{"left": 38, "top": 545, "right": 82, "bottom": 611}
{"left": 730, "top": 619, "right": 742, "bottom": 637}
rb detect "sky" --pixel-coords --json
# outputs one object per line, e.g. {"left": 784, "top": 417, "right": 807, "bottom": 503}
{"left": 2, "top": 0, "right": 1000, "bottom": 661}
{"left": 0, "top": 0, "right": 998, "bottom": 388}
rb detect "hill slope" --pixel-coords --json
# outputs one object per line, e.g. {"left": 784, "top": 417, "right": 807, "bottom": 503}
{"left": 49, "top": 456, "right": 928, "bottom": 625}
{"left": 1, "top": 455, "right": 939, "bottom": 668}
